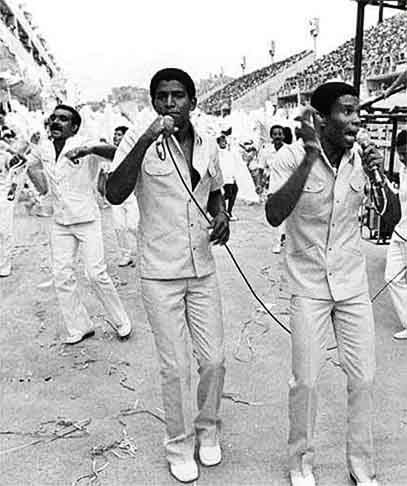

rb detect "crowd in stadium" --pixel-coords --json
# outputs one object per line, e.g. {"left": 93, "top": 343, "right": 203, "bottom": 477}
{"left": 279, "top": 14, "right": 406, "bottom": 98}
{"left": 199, "top": 50, "right": 312, "bottom": 114}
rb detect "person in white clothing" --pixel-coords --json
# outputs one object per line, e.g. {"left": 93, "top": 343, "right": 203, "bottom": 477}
{"left": 27, "top": 104, "right": 132, "bottom": 345}
{"left": 385, "top": 130, "right": 407, "bottom": 340}
{"left": 111, "top": 125, "right": 138, "bottom": 266}
{"left": 217, "top": 134, "right": 239, "bottom": 221}
{"left": 0, "top": 129, "right": 29, "bottom": 277}
{"left": 261, "top": 125, "right": 287, "bottom": 253}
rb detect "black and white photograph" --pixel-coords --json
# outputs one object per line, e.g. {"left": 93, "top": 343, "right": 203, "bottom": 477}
{"left": 0, "top": 1, "right": 406, "bottom": 485}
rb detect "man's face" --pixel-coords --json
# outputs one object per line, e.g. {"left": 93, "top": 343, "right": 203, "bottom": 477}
{"left": 217, "top": 138, "right": 227, "bottom": 149}
{"left": 271, "top": 127, "right": 284, "bottom": 147}
{"left": 322, "top": 94, "right": 361, "bottom": 150}
{"left": 397, "top": 144, "right": 407, "bottom": 166}
{"left": 49, "top": 108, "right": 78, "bottom": 141}
{"left": 153, "top": 80, "right": 196, "bottom": 129}
{"left": 113, "top": 129, "right": 125, "bottom": 146}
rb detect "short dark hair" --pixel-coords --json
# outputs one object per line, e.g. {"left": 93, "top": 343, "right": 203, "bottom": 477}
{"left": 311, "top": 82, "right": 358, "bottom": 116}
{"left": 396, "top": 130, "right": 407, "bottom": 147}
{"left": 216, "top": 135, "right": 227, "bottom": 144}
{"left": 270, "top": 124, "right": 284, "bottom": 137}
{"left": 54, "top": 104, "right": 82, "bottom": 129}
{"left": 283, "top": 126, "right": 293, "bottom": 144}
{"left": 114, "top": 125, "right": 128, "bottom": 135}
{"left": 150, "top": 68, "right": 196, "bottom": 101}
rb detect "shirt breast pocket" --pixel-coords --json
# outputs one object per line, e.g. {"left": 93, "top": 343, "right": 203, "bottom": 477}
{"left": 143, "top": 159, "right": 173, "bottom": 176}
{"left": 348, "top": 171, "right": 366, "bottom": 209}
{"left": 298, "top": 179, "right": 324, "bottom": 212}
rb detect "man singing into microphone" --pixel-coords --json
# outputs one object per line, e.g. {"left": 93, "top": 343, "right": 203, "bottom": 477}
{"left": 266, "top": 82, "right": 382, "bottom": 486}
{"left": 105, "top": 68, "right": 229, "bottom": 483}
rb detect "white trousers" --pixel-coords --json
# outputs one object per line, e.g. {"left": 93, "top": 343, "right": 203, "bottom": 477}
{"left": 288, "top": 294, "right": 376, "bottom": 483}
{"left": 111, "top": 196, "right": 138, "bottom": 259}
{"left": 0, "top": 198, "right": 15, "bottom": 275}
{"left": 141, "top": 274, "right": 225, "bottom": 465}
{"left": 385, "top": 238, "right": 407, "bottom": 329}
{"left": 51, "top": 219, "right": 131, "bottom": 337}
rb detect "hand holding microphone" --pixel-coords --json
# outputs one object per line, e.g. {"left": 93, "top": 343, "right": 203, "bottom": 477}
{"left": 356, "top": 129, "right": 384, "bottom": 186}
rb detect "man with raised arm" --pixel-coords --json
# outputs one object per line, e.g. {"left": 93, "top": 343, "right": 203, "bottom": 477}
{"left": 106, "top": 68, "right": 229, "bottom": 484}
{"left": 26, "top": 104, "right": 132, "bottom": 344}
{"left": 265, "top": 82, "right": 382, "bottom": 486}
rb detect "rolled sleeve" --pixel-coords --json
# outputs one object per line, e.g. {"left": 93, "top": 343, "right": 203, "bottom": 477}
{"left": 210, "top": 146, "right": 224, "bottom": 192}
{"left": 111, "top": 127, "right": 140, "bottom": 170}
{"left": 268, "top": 145, "right": 299, "bottom": 194}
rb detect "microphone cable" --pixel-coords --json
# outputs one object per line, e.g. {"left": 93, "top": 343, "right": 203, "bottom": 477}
{"left": 164, "top": 138, "right": 300, "bottom": 340}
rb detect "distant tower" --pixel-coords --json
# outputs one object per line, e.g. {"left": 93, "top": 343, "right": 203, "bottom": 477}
{"left": 309, "top": 17, "right": 320, "bottom": 56}
{"left": 240, "top": 55, "right": 246, "bottom": 75}
{"left": 269, "top": 40, "right": 276, "bottom": 63}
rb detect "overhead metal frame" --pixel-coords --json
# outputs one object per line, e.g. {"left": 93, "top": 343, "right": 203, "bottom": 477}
{"left": 352, "top": 0, "right": 407, "bottom": 95}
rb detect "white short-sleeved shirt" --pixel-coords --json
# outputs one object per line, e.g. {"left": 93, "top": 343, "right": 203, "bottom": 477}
{"left": 27, "top": 136, "right": 101, "bottom": 225}
{"left": 113, "top": 125, "right": 224, "bottom": 279}
{"left": 218, "top": 148, "right": 238, "bottom": 184}
{"left": 268, "top": 141, "right": 368, "bottom": 301}
{"left": 393, "top": 164, "right": 407, "bottom": 241}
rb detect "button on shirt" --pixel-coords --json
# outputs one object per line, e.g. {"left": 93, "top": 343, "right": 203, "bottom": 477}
{"left": 113, "top": 126, "right": 224, "bottom": 279}
{"left": 28, "top": 136, "right": 100, "bottom": 225}
{"left": 268, "top": 141, "right": 368, "bottom": 301}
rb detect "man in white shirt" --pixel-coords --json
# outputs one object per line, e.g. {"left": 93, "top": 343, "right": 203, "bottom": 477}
{"left": 385, "top": 130, "right": 407, "bottom": 340}
{"left": 260, "top": 125, "right": 286, "bottom": 253}
{"left": 0, "top": 130, "right": 28, "bottom": 277}
{"left": 105, "top": 68, "right": 229, "bottom": 484}
{"left": 265, "top": 82, "right": 382, "bottom": 486}
{"left": 27, "top": 104, "right": 132, "bottom": 345}
{"left": 217, "top": 134, "right": 239, "bottom": 220}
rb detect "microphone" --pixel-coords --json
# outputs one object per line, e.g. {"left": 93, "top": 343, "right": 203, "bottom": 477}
{"left": 156, "top": 115, "right": 176, "bottom": 146}
{"left": 356, "top": 129, "right": 384, "bottom": 187}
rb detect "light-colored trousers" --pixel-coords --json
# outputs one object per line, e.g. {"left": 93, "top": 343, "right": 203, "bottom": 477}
{"left": 51, "top": 219, "right": 131, "bottom": 337}
{"left": 141, "top": 274, "right": 225, "bottom": 465}
{"left": 385, "top": 239, "right": 407, "bottom": 329}
{"left": 111, "top": 196, "right": 139, "bottom": 259}
{"left": 0, "top": 198, "right": 14, "bottom": 275}
{"left": 288, "top": 294, "right": 376, "bottom": 483}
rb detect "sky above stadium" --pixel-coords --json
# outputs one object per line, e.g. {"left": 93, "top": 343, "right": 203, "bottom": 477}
{"left": 23, "top": 0, "right": 395, "bottom": 101}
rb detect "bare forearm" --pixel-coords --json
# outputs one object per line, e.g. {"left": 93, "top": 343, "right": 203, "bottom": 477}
{"left": 106, "top": 134, "right": 152, "bottom": 205}
{"left": 265, "top": 148, "right": 319, "bottom": 226}
{"left": 27, "top": 164, "right": 48, "bottom": 195}
{"left": 207, "top": 189, "right": 226, "bottom": 218}
{"left": 90, "top": 144, "right": 117, "bottom": 160}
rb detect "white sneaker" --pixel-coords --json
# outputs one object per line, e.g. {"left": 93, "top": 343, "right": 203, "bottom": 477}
{"left": 169, "top": 460, "right": 199, "bottom": 483}
{"left": 393, "top": 329, "right": 407, "bottom": 340}
{"left": 0, "top": 265, "right": 11, "bottom": 277}
{"left": 229, "top": 215, "right": 238, "bottom": 222}
{"left": 116, "top": 321, "right": 132, "bottom": 339}
{"left": 198, "top": 442, "right": 222, "bottom": 467}
{"left": 37, "top": 279, "right": 54, "bottom": 289}
{"left": 350, "top": 474, "right": 379, "bottom": 486}
{"left": 118, "top": 255, "right": 133, "bottom": 267}
{"left": 272, "top": 244, "right": 281, "bottom": 254}
{"left": 63, "top": 329, "right": 95, "bottom": 345}
{"left": 289, "top": 470, "right": 316, "bottom": 486}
